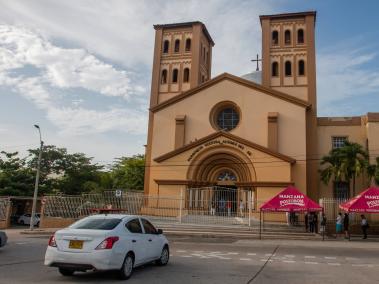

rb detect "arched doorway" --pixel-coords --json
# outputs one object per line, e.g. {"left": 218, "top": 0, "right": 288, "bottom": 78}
{"left": 186, "top": 147, "right": 255, "bottom": 216}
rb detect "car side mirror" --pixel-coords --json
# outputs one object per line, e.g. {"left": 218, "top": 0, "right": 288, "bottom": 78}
{"left": 157, "top": 229, "right": 163, "bottom": 235}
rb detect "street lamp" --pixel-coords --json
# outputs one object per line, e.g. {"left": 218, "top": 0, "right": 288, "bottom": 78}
{"left": 30, "top": 125, "right": 43, "bottom": 230}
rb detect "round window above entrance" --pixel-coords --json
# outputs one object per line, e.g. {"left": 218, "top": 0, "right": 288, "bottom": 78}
{"left": 210, "top": 101, "right": 241, "bottom": 132}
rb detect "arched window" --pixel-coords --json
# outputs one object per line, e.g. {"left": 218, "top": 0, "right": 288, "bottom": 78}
{"left": 172, "top": 69, "right": 178, "bottom": 83}
{"left": 174, "top": 39, "right": 180, "bottom": 53}
{"left": 163, "top": 40, "right": 169, "bottom": 53}
{"left": 183, "top": 68, "right": 190, "bottom": 82}
{"left": 285, "top": 61, "right": 292, "bottom": 76}
{"left": 272, "top": 30, "right": 279, "bottom": 45}
{"left": 161, "top": 69, "right": 167, "bottom": 84}
{"left": 297, "top": 29, "right": 304, "bottom": 44}
{"left": 298, "top": 60, "right": 305, "bottom": 76}
{"left": 285, "top": 30, "right": 291, "bottom": 45}
{"left": 185, "top": 38, "right": 191, "bottom": 51}
{"left": 272, "top": 62, "right": 279, "bottom": 77}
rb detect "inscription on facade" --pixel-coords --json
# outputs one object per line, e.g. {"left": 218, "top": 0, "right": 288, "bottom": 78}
{"left": 187, "top": 139, "right": 252, "bottom": 162}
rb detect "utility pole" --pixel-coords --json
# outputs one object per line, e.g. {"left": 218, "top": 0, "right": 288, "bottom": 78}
{"left": 30, "top": 125, "right": 43, "bottom": 230}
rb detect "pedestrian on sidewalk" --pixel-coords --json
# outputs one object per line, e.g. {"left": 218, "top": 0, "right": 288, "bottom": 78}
{"left": 314, "top": 212, "right": 318, "bottom": 233}
{"left": 360, "top": 214, "right": 369, "bottom": 239}
{"left": 304, "top": 212, "right": 309, "bottom": 232}
{"left": 239, "top": 200, "right": 245, "bottom": 217}
{"left": 336, "top": 212, "right": 343, "bottom": 238}
{"left": 226, "top": 200, "right": 232, "bottom": 217}
{"left": 308, "top": 212, "right": 315, "bottom": 233}
{"left": 343, "top": 213, "right": 350, "bottom": 239}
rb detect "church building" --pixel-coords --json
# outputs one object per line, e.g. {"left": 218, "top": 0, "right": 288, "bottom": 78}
{"left": 143, "top": 11, "right": 379, "bottom": 210}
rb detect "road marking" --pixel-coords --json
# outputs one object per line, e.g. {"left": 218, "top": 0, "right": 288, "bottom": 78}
{"left": 327, "top": 263, "right": 341, "bottom": 266}
{"left": 325, "top": 256, "right": 337, "bottom": 260}
{"left": 180, "top": 255, "right": 192, "bottom": 258}
{"left": 352, "top": 264, "right": 374, "bottom": 267}
{"left": 15, "top": 242, "right": 28, "bottom": 245}
{"left": 240, "top": 258, "right": 252, "bottom": 261}
{"left": 227, "top": 252, "right": 239, "bottom": 255}
{"left": 305, "top": 262, "right": 318, "bottom": 264}
{"left": 176, "top": 250, "right": 187, "bottom": 253}
{"left": 209, "top": 251, "right": 221, "bottom": 254}
{"left": 346, "top": 257, "right": 358, "bottom": 260}
{"left": 193, "top": 250, "right": 204, "bottom": 253}
{"left": 282, "top": 260, "right": 296, "bottom": 263}
{"left": 265, "top": 253, "right": 273, "bottom": 256}
{"left": 247, "top": 253, "right": 257, "bottom": 256}
{"left": 260, "top": 259, "right": 268, "bottom": 262}
{"left": 305, "top": 256, "right": 316, "bottom": 259}
{"left": 170, "top": 254, "right": 174, "bottom": 257}
{"left": 284, "top": 255, "right": 295, "bottom": 258}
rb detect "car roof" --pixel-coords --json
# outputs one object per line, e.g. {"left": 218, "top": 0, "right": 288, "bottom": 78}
{"left": 86, "top": 214, "right": 141, "bottom": 220}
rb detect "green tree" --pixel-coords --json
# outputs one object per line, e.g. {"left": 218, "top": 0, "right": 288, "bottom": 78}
{"left": 367, "top": 157, "right": 379, "bottom": 186}
{"left": 28, "top": 145, "right": 104, "bottom": 195}
{"left": 0, "top": 151, "right": 35, "bottom": 196}
{"left": 111, "top": 154, "right": 145, "bottom": 191}
{"left": 339, "top": 141, "right": 368, "bottom": 196}
{"left": 320, "top": 148, "right": 344, "bottom": 187}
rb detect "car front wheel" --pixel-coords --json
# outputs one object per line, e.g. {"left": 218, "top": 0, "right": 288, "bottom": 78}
{"left": 118, "top": 253, "right": 134, "bottom": 280}
{"left": 156, "top": 245, "right": 169, "bottom": 266}
{"left": 58, "top": 268, "right": 74, "bottom": 276}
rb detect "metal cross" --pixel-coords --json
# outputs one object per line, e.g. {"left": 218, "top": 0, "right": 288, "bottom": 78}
{"left": 251, "top": 54, "right": 262, "bottom": 71}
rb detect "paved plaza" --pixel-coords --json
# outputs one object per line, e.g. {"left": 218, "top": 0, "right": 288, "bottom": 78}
{"left": 1, "top": 229, "right": 378, "bottom": 284}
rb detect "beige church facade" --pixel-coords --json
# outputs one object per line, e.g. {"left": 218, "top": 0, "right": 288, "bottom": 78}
{"left": 143, "top": 11, "right": 379, "bottom": 209}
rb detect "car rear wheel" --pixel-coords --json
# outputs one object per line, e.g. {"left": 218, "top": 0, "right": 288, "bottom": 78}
{"left": 118, "top": 253, "right": 134, "bottom": 280}
{"left": 156, "top": 245, "right": 169, "bottom": 266}
{"left": 58, "top": 268, "right": 74, "bottom": 276}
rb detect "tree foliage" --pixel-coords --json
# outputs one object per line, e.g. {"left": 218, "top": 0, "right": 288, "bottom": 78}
{"left": 319, "top": 141, "right": 372, "bottom": 196}
{"left": 111, "top": 155, "right": 145, "bottom": 191}
{"left": 0, "top": 145, "right": 145, "bottom": 196}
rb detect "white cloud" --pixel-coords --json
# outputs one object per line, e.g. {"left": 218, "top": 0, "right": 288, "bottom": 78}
{"left": 317, "top": 46, "right": 379, "bottom": 113}
{"left": 0, "top": 0, "right": 274, "bottom": 75}
{"left": 0, "top": 24, "right": 147, "bottom": 136}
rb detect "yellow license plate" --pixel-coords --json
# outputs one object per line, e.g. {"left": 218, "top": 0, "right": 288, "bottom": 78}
{"left": 69, "top": 240, "right": 83, "bottom": 249}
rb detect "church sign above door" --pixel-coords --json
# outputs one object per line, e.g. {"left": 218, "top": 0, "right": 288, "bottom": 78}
{"left": 187, "top": 139, "right": 252, "bottom": 162}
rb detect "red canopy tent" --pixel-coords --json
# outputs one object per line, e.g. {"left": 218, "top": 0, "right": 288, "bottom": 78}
{"left": 339, "top": 187, "right": 379, "bottom": 213}
{"left": 259, "top": 186, "right": 323, "bottom": 239}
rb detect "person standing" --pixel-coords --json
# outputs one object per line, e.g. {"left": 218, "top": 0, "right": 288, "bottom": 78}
{"left": 361, "top": 214, "right": 369, "bottom": 239}
{"left": 308, "top": 212, "right": 314, "bottom": 233}
{"left": 304, "top": 212, "right": 309, "bottom": 232}
{"left": 239, "top": 200, "right": 245, "bottom": 217}
{"left": 336, "top": 212, "right": 343, "bottom": 238}
{"left": 343, "top": 213, "right": 350, "bottom": 239}
{"left": 219, "top": 198, "right": 225, "bottom": 216}
{"left": 210, "top": 200, "right": 216, "bottom": 216}
{"left": 226, "top": 200, "right": 232, "bottom": 217}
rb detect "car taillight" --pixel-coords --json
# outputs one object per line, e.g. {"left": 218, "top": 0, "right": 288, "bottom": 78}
{"left": 48, "top": 235, "right": 57, "bottom": 247}
{"left": 96, "top": 236, "right": 119, "bottom": 250}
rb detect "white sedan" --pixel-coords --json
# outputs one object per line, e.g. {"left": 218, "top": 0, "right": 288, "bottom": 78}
{"left": 18, "top": 213, "right": 40, "bottom": 226}
{"left": 44, "top": 214, "right": 169, "bottom": 279}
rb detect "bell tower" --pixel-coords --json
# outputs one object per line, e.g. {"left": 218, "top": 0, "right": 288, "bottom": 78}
{"left": 260, "top": 11, "right": 319, "bottom": 200}
{"left": 260, "top": 11, "right": 316, "bottom": 108}
{"left": 150, "top": 21, "right": 214, "bottom": 106}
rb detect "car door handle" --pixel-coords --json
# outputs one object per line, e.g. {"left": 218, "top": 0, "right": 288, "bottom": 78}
{"left": 148, "top": 239, "right": 152, "bottom": 242}
{"left": 132, "top": 240, "right": 136, "bottom": 243}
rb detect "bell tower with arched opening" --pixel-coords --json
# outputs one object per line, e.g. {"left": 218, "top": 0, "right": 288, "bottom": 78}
{"left": 150, "top": 21, "right": 214, "bottom": 106}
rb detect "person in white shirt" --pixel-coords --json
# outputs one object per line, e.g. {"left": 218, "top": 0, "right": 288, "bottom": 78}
{"left": 239, "top": 200, "right": 245, "bottom": 217}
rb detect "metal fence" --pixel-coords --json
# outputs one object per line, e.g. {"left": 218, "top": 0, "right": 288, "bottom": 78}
{"left": 0, "top": 197, "right": 10, "bottom": 221}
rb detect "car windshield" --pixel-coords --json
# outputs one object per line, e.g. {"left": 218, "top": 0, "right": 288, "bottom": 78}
{"left": 70, "top": 218, "right": 122, "bottom": 230}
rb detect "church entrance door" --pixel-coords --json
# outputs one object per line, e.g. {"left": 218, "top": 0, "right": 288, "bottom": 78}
{"left": 213, "top": 186, "right": 237, "bottom": 216}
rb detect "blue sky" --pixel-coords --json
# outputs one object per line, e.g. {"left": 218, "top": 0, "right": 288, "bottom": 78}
{"left": 0, "top": 0, "right": 378, "bottom": 164}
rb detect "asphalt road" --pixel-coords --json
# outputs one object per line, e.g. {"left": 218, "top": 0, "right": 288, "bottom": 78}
{"left": 1, "top": 230, "right": 379, "bottom": 284}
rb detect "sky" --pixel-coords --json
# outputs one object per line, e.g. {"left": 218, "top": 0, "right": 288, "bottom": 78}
{"left": 0, "top": 0, "right": 379, "bottom": 164}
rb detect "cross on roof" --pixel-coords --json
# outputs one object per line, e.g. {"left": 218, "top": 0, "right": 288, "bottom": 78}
{"left": 251, "top": 54, "right": 262, "bottom": 71}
